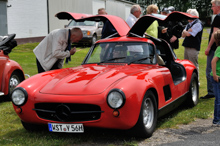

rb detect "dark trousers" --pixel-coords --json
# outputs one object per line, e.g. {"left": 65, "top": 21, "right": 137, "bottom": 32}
{"left": 36, "top": 58, "right": 60, "bottom": 73}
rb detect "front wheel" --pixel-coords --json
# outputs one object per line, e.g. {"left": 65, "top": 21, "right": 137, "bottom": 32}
{"left": 132, "top": 90, "right": 157, "bottom": 138}
{"left": 5, "top": 71, "right": 23, "bottom": 100}
{"left": 187, "top": 72, "right": 199, "bottom": 107}
{"left": 9, "top": 72, "right": 22, "bottom": 94}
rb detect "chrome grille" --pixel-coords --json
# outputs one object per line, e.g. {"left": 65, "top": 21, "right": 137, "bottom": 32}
{"left": 33, "top": 103, "right": 103, "bottom": 122}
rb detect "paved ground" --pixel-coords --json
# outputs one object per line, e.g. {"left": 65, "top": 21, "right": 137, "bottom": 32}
{"left": 139, "top": 118, "right": 220, "bottom": 146}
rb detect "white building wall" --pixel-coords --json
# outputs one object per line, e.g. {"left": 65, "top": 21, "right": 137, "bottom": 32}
{"left": 49, "top": 0, "right": 93, "bottom": 32}
{"left": 5, "top": 0, "right": 136, "bottom": 40}
{"left": 106, "top": 0, "right": 126, "bottom": 20}
{"left": 7, "top": 0, "right": 47, "bottom": 38}
{"left": 50, "top": 0, "right": 134, "bottom": 32}
{"left": 92, "top": 0, "right": 105, "bottom": 15}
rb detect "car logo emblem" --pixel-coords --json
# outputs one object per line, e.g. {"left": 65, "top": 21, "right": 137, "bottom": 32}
{"left": 55, "top": 104, "right": 71, "bottom": 121}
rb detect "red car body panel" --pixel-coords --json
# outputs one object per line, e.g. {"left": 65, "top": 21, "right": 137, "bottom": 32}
{"left": 12, "top": 58, "right": 195, "bottom": 130}
{"left": 55, "top": 12, "right": 92, "bottom": 20}
{"left": 0, "top": 50, "right": 25, "bottom": 95}
{"left": 12, "top": 12, "right": 199, "bottom": 133}
{"left": 56, "top": 12, "right": 130, "bottom": 37}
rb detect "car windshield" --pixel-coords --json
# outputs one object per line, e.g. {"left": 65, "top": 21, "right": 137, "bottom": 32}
{"left": 84, "top": 42, "right": 156, "bottom": 64}
{"left": 68, "top": 20, "right": 96, "bottom": 26}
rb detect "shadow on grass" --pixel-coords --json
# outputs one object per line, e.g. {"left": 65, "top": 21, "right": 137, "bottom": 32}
{"left": 1, "top": 105, "right": 194, "bottom": 145}
{"left": 1, "top": 125, "right": 144, "bottom": 145}
{"left": 1, "top": 98, "right": 213, "bottom": 145}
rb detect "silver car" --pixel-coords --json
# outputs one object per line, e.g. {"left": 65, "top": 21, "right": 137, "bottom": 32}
{"left": 66, "top": 20, "right": 103, "bottom": 46}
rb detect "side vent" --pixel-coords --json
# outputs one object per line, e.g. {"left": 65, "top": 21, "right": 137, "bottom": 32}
{"left": 163, "top": 85, "right": 171, "bottom": 101}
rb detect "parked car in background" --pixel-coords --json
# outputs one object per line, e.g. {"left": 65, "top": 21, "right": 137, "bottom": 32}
{"left": 11, "top": 12, "right": 199, "bottom": 138}
{"left": 0, "top": 34, "right": 25, "bottom": 100}
{"left": 65, "top": 19, "right": 103, "bottom": 46}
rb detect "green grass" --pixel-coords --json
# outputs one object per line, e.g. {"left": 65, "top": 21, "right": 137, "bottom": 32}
{"left": 9, "top": 43, "right": 90, "bottom": 76}
{"left": 0, "top": 28, "right": 215, "bottom": 145}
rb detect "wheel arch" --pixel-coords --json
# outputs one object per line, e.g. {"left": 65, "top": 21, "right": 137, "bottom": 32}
{"left": 2, "top": 61, "right": 25, "bottom": 95}
{"left": 146, "top": 87, "right": 159, "bottom": 110}
{"left": 130, "top": 87, "right": 158, "bottom": 138}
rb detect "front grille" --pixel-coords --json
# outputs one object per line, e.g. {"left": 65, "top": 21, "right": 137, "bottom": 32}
{"left": 34, "top": 103, "right": 103, "bottom": 122}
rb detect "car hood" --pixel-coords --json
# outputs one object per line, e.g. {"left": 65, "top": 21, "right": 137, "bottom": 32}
{"left": 39, "top": 64, "right": 149, "bottom": 95}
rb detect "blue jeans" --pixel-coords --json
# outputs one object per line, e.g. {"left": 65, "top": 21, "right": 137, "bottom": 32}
{"left": 206, "top": 50, "right": 215, "bottom": 96}
{"left": 211, "top": 76, "right": 220, "bottom": 123}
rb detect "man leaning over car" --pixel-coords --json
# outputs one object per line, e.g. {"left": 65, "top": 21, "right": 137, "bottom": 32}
{"left": 33, "top": 27, "right": 83, "bottom": 73}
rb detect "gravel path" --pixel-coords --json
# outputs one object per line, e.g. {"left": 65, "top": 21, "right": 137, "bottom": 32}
{"left": 139, "top": 118, "right": 220, "bottom": 146}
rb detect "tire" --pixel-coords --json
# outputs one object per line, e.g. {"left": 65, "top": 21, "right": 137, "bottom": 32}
{"left": 187, "top": 72, "right": 199, "bottom": 107}
{"left": 9, "top": 72, "right": 22, "bottom": 93}
{"left": 132, "top": 90, "right": 157, "bottom": 138}
{"left": 91, "top": 35, "right": 97, "bottom": 45}
{"left": 4, "top": 71, "right": 23, "bottom": 100}
{"left": 21, "top": 121, "right": 45, "bottom": 131}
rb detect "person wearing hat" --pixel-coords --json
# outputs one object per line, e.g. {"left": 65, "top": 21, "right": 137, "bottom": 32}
{"left": 161, "top": 6, "right": 175, "bottom": 16}
{"left": 158, "top": 6, "right": 183, "bottom": 50}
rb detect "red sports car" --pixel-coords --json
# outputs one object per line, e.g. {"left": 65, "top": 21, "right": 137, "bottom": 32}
{"left": 0, "top": 34, "right": 25, "bottom": 100}
{"left": 11, "top": 12, "right": 199, "bottom": 138}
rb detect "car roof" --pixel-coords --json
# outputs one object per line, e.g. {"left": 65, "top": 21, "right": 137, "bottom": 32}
{"left": 96, "top": 36, "right": 154, "bottom": 44}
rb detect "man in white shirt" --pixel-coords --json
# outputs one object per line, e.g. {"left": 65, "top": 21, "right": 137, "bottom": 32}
{"left": 126, "top": 5, "right": 142, "bottom": 28}
{"left": 126, "top": 5, "right": 143, "bottom": 54}
{"left": 182, "top": 9, "right": 203, "bottom": 73}
{"left": 34, "top": 27, "right": 83, "bottom": 73}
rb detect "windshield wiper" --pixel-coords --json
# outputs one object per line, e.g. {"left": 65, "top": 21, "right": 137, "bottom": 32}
{"left": 98, "top": 57, "right": 126, "bottom": 64}
{"left": 128, "top": 56, "right": 152, "bottom": 65}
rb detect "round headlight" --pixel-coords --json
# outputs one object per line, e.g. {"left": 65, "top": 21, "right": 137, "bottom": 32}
{"left": 107, "top": 89, "right": 125, "bottom": 109}
{"left": 11, "top": 87, "right": 28, "bottom": 106}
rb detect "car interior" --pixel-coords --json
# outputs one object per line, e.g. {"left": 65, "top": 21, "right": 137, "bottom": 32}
{"left": 152, "top": 38, "right": 186, "bottom": 85}
{"left": 84, "top": 39, "right": 186, "bottom": 85}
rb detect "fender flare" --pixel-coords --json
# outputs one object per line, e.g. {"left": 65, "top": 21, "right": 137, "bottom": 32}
{"left": 1, "top": 59, "right": 25, "bottom": 95}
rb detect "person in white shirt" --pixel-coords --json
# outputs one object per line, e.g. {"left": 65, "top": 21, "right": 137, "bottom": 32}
{"left": 33, "top": 28, "right": 83, "bottom": 73}
{"left": 126, "top": 5, "right": 142, "bottom": 28}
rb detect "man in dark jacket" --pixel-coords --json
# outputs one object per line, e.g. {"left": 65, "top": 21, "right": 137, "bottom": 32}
{"left": 158, "top": 6, "right": 184, "bottom": 50}
{"left": 201, "top": 0, "right": 220, "bottom": 99}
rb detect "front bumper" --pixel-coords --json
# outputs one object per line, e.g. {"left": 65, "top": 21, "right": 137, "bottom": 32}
{"left": 13, "top": 92, "right": 140, "bottom": 130}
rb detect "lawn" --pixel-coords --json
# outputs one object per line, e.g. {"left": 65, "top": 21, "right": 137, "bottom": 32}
{"left": 0, "top": 28, "right": 215, "bottom": 145}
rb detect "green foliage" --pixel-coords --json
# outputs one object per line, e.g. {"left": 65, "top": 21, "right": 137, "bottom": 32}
{"left": 10, "top": 44, "right": 90, "bottom": 76}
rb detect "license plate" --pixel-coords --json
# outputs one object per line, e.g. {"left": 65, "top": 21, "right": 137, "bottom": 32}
{"left": 48, "top": 123, "right": 84, "bottom": 133}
